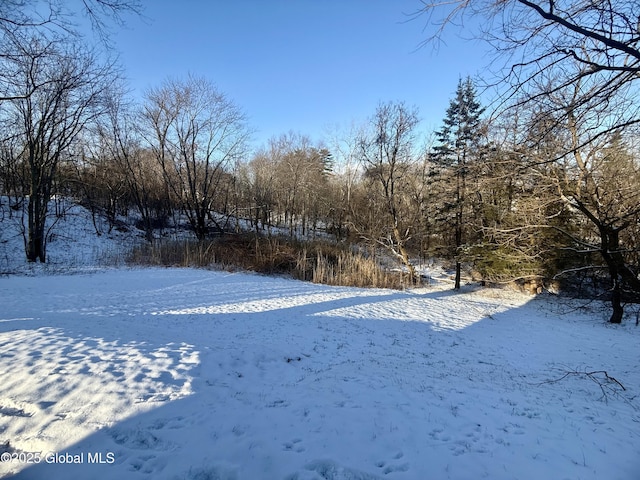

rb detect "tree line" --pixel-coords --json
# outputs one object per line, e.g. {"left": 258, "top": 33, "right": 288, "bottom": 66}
{"left": 1, "top": 0, "right": 639, "bottom": 323}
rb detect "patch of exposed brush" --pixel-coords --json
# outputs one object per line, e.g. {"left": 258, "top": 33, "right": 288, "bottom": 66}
{"left": 127, "top": 234, "right": 411, "bottom": 289}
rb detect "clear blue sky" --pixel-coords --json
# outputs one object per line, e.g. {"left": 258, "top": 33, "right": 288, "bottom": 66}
{"left": 112, "top": 0, "right": 489, "bottom": 148}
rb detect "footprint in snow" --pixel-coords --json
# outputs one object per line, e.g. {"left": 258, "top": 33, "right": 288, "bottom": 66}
{"left": 127, "top": 453, "right": 157, "bottom": 474}
{"left": 293, "top": 459, "right": 383, "bottom": 480}
{"left": 450, "top": 441, "right": 470, "bottom": 456}
{"left": 283, "top": 438, "right": 305, "bottom": 453}
{"left": 182, "top": 464, "right": 238, "bottom": 480}
{"left": 110, "top": 426, "right": 173, "bottom": 451}
{"left": 428, "top": 427, "right": 451, "bottom": 442}
{"left": 375, "top": 451, "right": 409, "bottom": 475}
{"left": 448, "top": 424, "right": 488, "bottom": 455}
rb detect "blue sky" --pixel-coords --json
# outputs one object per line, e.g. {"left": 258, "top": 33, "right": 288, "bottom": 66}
{"left": 111, "top": 0, "right": 489, "bottom": 147}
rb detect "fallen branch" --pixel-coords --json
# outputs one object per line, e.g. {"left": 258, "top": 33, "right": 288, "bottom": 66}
{"left": 536, "top": 368, "right": 626, "bottom": 403}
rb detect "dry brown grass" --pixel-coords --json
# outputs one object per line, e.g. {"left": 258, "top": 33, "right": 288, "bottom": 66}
{"left": 127, "top": 234, "right": 411, "bottom": 289}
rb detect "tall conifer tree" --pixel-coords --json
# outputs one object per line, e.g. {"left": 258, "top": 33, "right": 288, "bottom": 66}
{"left": 433, "top": 77, "right": 485, "bottom": 289}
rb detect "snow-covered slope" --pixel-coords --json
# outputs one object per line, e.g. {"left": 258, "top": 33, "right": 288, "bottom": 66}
{"left": 0, "top": 198, "right": 134, "bottom": 275}
{"left": 0, "top": 268, "right": 638, "bottom": 480}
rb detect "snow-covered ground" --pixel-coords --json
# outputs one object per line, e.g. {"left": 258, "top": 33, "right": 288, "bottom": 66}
{"left": 0, "top": 198, "right": 134, "bottom": 275}
{"left": 1, "top": 200, "right": 639, "bottom": 479}
{"left": 1, "top": 268, "right": 638, "bottom": 480}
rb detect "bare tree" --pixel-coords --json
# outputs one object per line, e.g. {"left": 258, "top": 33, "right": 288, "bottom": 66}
{"left": 244, "top": 133, "right": 333, "bottom": 238}
{"left": 0, "top": 0, "right": 143, "bottom": 48}
{"left": 471, "top": 113, "right": 579, "bottom": 288}
{"left": 418, "top": 0, "right": 640, "bottom": 320}
{"left": 0, "top": 0, "right": 142, "bottom": 111}
{"left": 325, "top": 122, "right": 367, "bottom": 241}
{"left": 100, "top": 92, "right": 168, "bottom": 240}
{"left": 141, "top": 76, "right": 250, "bottom": 241}
{"left": 1, "top": 38, "right": 117, "bottom": 262}
{"left": 417, "top": 0, "right": 640, "bottom": 152}
{"left": 358, "top": 101, "right": 420, "bottom": 281}
{"left": 245, "top": 149, "right": 278, "bottom": 235}
{"left": 83, "top": 90, "right": 173, "bottom": 241}
{"left": 493, "top": 78, "right": 640, "bottom": 322}
{"left": 74, "top": 139, "right": 128, "bottom": 235}
{"left": 0, "top": 130, "right": 28, "bottom": 207}
{"left": 554, "top": 111, "right": 640, "bottom": 323}
{"left": 0, "top": 0, "right": 141, "bottom": 262}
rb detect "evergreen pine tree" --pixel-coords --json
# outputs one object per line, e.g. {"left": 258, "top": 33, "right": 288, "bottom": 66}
{"left": 432, "top": 77, "right": 485, "bottom": 289}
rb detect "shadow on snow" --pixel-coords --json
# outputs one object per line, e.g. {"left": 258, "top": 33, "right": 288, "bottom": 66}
{"left": 1, "top": 269, "right": 635, "bottom": 480}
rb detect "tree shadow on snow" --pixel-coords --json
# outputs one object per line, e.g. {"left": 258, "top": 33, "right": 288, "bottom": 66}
{"left": 2, "top": 270, "right": 634, "bottom": 480}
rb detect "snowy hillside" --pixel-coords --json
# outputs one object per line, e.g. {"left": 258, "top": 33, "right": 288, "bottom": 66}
{"left": 0, "top": 198, "right": 135, "bottom": 275}
{"left": 0, "top": 268, "right": 639, "bottom": 480}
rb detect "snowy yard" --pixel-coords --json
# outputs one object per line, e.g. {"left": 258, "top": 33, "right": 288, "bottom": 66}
{"left": 0, "top": 268, "right": 638, "bottom": 479}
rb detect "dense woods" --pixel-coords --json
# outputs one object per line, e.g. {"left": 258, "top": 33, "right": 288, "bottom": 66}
{"left": 1, "top": 0, "right": 639, "bottom": 322}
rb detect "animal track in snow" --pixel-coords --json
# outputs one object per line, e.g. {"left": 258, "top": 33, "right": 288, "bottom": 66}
{"left": 283, "top": 438, "right": 305, "bottom": 453}
{"left": 375, "top": 451, "right": 409, "bottom": 475}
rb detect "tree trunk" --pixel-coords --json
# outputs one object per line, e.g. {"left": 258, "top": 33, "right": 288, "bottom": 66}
{"left": 26, "top": 192, "right": 47, "bottom": 263}
{"left": 454, "top": 159, "right": 464, "bottom": 290}
{"left": 195, "top": 213, "right": 207, "bottom": 241}
{"left": 609, "top": 276, "right": 624, "bottom": 324}
{"left": 392, "top": 224, "right": 417, "bottom": 283}
{"left": 454, "top": 205, "right": 462, "bottom": 290}
{"left": 598, "top": 226, "right": 640, "bottom": 323}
